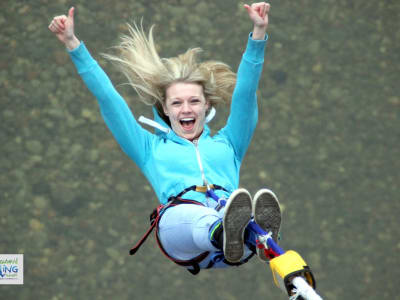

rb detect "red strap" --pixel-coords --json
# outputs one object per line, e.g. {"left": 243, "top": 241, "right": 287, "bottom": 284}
{"left": 129, "top": 199, "right": 209, "bottom": 271}
{"left": 256, "top": 239, "right": 280, "bottom": 260}
{"left": 154, "top": 217, "right": 209, "bottom": 266}
{"left": 129, "top": 205, "right": 163, "bottom": 255}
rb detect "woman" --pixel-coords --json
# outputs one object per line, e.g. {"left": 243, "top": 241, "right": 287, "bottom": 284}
{"left": 48, "top": 2, "right": 281, "bottom": 274}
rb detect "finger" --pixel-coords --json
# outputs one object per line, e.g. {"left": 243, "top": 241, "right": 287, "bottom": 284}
{"left": 49, "top": 22, "right": 63, "bottom": 33}
{"left": 53, "top": 16, "right": 67, "bottom": 27}
{"left": 245, "top": 3, "right": 259, "bottom": 16}
{"left": 48, "top": 23, "right": 55, "bottom": 32}
{"left": 261, "top": 4, "right": 266, "bottom": 18}
{"left": 263, "top": 3, "right": 270, "bottom": 17}
{"left": 52, "top": 18, "right": 66, "bottom": 31}
{"left": 244, "top": 3, "right": 256, "bottom": 19}
{"left": 53, "top": 15, "right": 67, "bottom": 22}
{"left": 53, "top": 18, "right": 65, "bottom": 29}
{"left": 68, "top": 6, "right": 75, "bottom": 21}
{"left": 254, "top": 4, "right": 263, "bottom": 17}
{"left": 48, "top": 23, "right": 60, "bottom": 33}
{"left": 265, "top": 3, "right": 271, "bottom": 13}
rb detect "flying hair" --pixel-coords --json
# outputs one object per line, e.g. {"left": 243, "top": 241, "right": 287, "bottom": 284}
{"left": 102, "top": 22, "right": 236, "bottom": 124}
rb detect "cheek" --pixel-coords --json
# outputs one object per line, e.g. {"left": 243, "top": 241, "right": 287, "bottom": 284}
{"left": 200, "top": 106, "right": 208, "bottom": 118}
{"left": 168, "top": 110, "right": 180, "bottom": 123}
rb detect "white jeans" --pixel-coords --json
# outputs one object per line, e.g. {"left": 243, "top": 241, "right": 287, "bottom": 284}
{"left": 158, "top": 201, "right": 254, "bottom": 268}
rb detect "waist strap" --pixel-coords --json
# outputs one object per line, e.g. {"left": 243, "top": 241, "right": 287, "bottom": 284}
{"left": 172, "top": 184, "right": 228, "bottom": 200}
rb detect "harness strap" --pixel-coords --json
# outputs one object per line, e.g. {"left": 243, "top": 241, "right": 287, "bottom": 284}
{"left": 172, "top": 184, "right": 228, "bottom": 200}
{"left": 154, "top": 216, "right": 210, "bottom": 275}
{"left": 130, "top": 184, "right": 232, "bottom": 275}
{"left": 129, "top": 196, "right": 210, "bottom": 275}
{"left": 129, "top": 205, "right": 163, "bottom": 255}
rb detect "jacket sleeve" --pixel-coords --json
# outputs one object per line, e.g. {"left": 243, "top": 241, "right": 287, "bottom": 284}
{"left": 220, "top": 34, "right": 267, "bottom": 162}
{"left": 68, "top": 42, "right": 152, "bottom": 168}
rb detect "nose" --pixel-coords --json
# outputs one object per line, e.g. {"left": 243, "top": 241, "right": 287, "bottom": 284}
{"left": 181, "top": 100, "right": 192, "bottom": 114}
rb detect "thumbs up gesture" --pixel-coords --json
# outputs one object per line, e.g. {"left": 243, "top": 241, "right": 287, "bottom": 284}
{"left": 244, "top": 2, "right": 271, "bottom": 40}
{"left": 48, "top": 7, "right": 80, "bottom": 50}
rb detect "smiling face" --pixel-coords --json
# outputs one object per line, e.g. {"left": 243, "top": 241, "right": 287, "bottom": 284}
{"left": 163, "top": 82, "right": 209, "bottom": 141}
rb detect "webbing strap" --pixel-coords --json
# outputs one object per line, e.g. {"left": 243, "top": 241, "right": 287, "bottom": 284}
{"left": 154, "top": 220, "right": 210, "bottom": 275}
{"left": 129, "top": 205, "right": 163, "bottom": 255}
{"left": 129, "top": 222, "right": 157, "bottom": 255}
{"left": 129, "top": 196, "right": 210, "bottom": 275}
{"left": 172, "top": 184, "right": 228, "bottom": 200}
{"left": 129, "top": 198, "right": 200, "bottom": 256}
{"left": 130, "top": 185, "right": 230, "bottom": 275}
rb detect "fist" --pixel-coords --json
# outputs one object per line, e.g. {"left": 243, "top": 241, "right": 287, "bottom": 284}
{"left": 244, "top": 2, "right": 270, "bottom": 28}
{"left": 48, "top": 7, "right": 75, "bottom": 44}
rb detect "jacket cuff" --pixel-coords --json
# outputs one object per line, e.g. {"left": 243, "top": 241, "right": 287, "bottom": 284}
{"left": 243, "top": 33, "right": 268, "bottom": 63}
{"left": 68, "top": 41, "right": 97, "bottom": 73}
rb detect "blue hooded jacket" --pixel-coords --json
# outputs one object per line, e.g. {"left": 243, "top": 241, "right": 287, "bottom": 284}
{"left": 68, "top": 34, "right": 267, "bottom": 204}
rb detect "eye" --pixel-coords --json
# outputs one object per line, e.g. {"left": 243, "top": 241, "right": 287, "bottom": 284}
{"left": 191, "top": 98, "right": 201, "bottom": 104}
{"left": 171, "top": 100, "right": 182, "bottom": 106}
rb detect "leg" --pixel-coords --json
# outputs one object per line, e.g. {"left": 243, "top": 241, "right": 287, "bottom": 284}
{"left": 158, "top": 204, "right": 221, "bottom": 260}
{"left": 158, "top": 190, "right": 253, "bottom": 264}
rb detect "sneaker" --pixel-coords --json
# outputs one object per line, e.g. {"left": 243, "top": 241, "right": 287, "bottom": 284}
{"left": 252, "top": 189, "right": 281, "bottom": 261}
{"left": 223, "top": 188, "right": 252, "bottom": 263}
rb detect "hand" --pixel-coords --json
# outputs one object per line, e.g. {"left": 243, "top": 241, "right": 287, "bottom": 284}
{"left": 48, "top": 7, "right": 80, "bottom": 50}
{"left": 244, "top": 2, "right": 270, "bottom": 40}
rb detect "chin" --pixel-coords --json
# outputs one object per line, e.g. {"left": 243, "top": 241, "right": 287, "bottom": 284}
{"left": 182, "top": 131, "right": 200, "bottom": 141}
{"left": 174, "top": 125, "right": 202, "bottom": 141}
{"left": 184, "top": 134, "right": 196, "bottom": 141}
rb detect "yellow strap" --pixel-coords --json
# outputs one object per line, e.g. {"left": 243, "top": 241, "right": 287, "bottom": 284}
{"left": 195, "top": 185, "right": 215, "bottom": 193}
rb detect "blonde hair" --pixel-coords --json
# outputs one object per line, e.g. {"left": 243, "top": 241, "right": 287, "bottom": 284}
{"left": 103, "top": 23, "right": 236, "bottom": 124}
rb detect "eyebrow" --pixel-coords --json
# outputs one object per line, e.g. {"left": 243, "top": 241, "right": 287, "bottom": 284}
{"left": 167, "top": 95, "right": 202, "bottom": 101}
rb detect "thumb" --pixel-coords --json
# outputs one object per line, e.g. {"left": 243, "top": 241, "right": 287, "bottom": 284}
{"left": 68, "top": 6, "right": 75, "bottom": 21}
{"left": 244, "top": 4, "right": 256, "bottom": 18}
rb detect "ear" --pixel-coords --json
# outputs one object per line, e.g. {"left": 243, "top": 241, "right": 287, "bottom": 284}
{"left": 162, "top": 103, "right": 169, "bottom": 116}
{"left": 205, "top": 100, "right": 210, "bottom": 111}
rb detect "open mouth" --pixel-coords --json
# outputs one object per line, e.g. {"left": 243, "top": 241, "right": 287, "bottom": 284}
{"left": 180, "top": 118, "right": 195, "bottom": 131}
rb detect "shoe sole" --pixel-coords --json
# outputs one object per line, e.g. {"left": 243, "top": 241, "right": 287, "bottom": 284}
{"left": 223, "top": 188, "right": 252, "bottom": 263}
{"left": 252, "top": 189, "right": 281, "bottom": 261}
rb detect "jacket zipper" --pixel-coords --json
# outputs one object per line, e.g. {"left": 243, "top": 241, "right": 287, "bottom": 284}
{"left": 192, "top": 139, "right": 209, "bottom": 188}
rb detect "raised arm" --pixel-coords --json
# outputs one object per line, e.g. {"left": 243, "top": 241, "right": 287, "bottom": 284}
{"left": 221, "top": 2, "right": 270, "bottom": 161}
{"left": 48, "top": 7, "right": 153, "bottom": 168}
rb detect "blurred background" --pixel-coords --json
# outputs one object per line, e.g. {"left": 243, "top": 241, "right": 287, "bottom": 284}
{"left": 1, "top": 0, "right": 399, "bottom": 299}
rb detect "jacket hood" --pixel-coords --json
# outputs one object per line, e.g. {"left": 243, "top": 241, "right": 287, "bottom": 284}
{"left": 152, "top": 106, "right": 171, "bottom": 135}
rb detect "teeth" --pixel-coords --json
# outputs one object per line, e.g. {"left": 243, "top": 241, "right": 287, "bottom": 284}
{"left": 181, "top": 118, "right": 194, "bottom": 122}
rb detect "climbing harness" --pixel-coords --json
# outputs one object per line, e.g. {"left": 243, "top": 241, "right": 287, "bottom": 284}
{"left": 129, "top": 184, "right": 252, "bottom": 275}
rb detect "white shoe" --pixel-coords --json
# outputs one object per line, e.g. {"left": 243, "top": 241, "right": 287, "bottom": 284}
{"left": 223, "top": 188, "right": 252, "bottom": 263}
{"left": 252, "top": 188, "right": 281, "bottom": 261}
